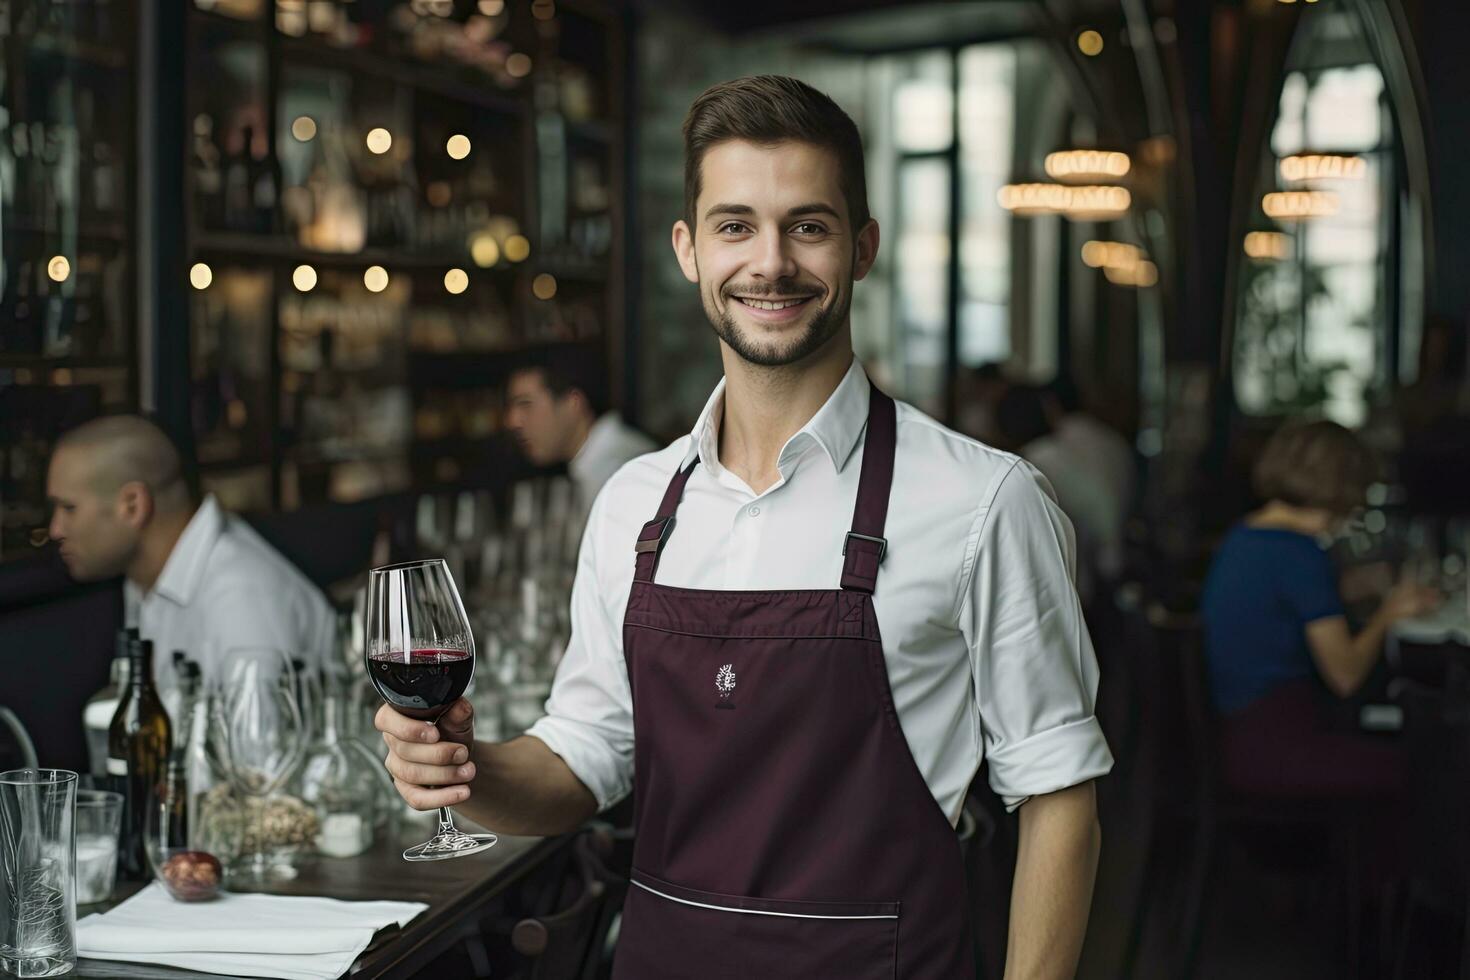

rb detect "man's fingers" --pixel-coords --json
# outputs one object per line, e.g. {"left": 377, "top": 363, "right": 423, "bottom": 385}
{"left": 375, "top": 703, "right": 441, "bottom": 743}
{"left": 383, "top": 751, "right": 475, "bottom": 788}
{"left": 382, "top": 732, "right": 469, "bottom": 767}
{"left": 392, "top": 777, "right": 470, "bottom": 812}
{"left": 439, "top": 698, "right": 474, "bottom": 737}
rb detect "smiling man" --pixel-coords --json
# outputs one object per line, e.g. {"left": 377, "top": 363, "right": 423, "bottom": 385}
{"left": 377, "top": 75, "right": 1111, "bottom": 979}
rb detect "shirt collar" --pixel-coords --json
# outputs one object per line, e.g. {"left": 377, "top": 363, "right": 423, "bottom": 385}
{"left": 569, "top": 411, "right": 623, "bottom": 484}
{"left": 682, "top": 359, "right": 872, "bottom": 476}
{"left": 150, "top": 495, "right": 225, "bottom": 606}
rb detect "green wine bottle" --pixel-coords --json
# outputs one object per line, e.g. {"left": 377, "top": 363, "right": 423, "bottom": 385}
{"left": 108, "top": 638, "right": 172, "bottom": 880}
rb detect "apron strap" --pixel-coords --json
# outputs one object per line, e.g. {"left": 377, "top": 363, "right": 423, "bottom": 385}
{"left": 841, "top": 387, "right": 897, "bottom": 595}
{"left": 633, "top": 459, "right": 698, "bottom": 583}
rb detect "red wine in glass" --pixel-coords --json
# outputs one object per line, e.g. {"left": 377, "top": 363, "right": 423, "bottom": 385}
{"left": 366, "top": 558, "right": 496, "bottom": 861}
{"left": 367, "top": 649, "right": 473, "bottom": 721}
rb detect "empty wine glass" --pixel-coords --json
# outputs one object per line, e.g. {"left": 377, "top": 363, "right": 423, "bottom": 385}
{"left": 366, "top": 559, "right": 495, "bottom": 861}
{"left": 205, "top": 648, "right": 307, "bottom": 885}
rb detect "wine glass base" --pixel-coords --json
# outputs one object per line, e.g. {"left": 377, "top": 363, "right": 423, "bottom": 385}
{"left": 403, "top": 831, "right": 498, "bottom": 862}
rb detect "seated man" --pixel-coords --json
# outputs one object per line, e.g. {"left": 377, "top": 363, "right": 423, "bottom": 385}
{"left": 505, "top": 345, "right": 656, "bottom": 515}
{"left": 1201, "top": 420, "right": 1439, "bottom": 798}
{"left": 46, "top": 415, "right": 333, "bottom": 693}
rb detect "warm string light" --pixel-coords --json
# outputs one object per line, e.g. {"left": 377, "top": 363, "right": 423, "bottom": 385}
{"left": 1081, "top": 241, "right": 1157, "bottom": 288}
{"left": 446, "top": 134, "right": 472, "bottom": 160}
{"left": 363, "top": 265, "right": 389, "bottom": 293}
{"left": 998, "top": 183, "right": 1131, "bottom": 219}
{"left": 293, "top": 264, "right": 318, "bottom": 292}
{"left": 47, "top": 256, "right": 71, "bottom": 282}
{"left": 1262, "top": 190, "right": 1339, "bottom": 220}
{"left": 365, "top": 128, "right": 392, "bottom": 154}
{"left": 470, "top": 233, "right": 500, "bottom": 267}
{"left": 532, "top": 273, "right": 557, "bottom": 300}
{"left": 190, "top": 263, "right": 213, "bottom": 290}
{"left": 1244, "top": 231, "right": 1291, "bottom": 260}
{"left": 444, "top": 268, "right": 469, "bottom": 294}
{"left": 1081, "top": 241, "right": 1143, "bottom": 269}
{"left": 1077, "top": 30, "right": 1104, "bottom": 56}
{"left": 1104, "top": 260, "right": 1159, "bottom": 287}
{"left": 1279, "top": 153, "right": 1366, "bottom": 183}
{"left": 291, "top": 116, "right": 317, "bottom": 142}
{"left": 1045, "top": 150, "right": 1131, "bottom": 182}
{"left": 504, "top": 235, "right": 531, "bottom": 262}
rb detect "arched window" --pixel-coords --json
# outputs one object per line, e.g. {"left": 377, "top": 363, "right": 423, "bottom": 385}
{"left": 1232, "top": 5, "right": 1423, "bottom": 426}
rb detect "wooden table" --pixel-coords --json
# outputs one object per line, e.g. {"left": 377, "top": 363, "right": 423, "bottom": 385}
{"left": 73, "top": 825, "right": 569, "bottom": 980}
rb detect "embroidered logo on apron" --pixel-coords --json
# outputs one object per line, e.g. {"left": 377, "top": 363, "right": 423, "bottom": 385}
{"left": 715, "top": 663, "right": 736, "bottom": 708}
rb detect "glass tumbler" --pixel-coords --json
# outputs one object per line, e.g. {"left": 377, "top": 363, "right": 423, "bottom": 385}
{"left": 74, "top": 791, "right": 122, "bottom": 906}
{"left": 0, "top": 769, "right": 78, "bottom": 978}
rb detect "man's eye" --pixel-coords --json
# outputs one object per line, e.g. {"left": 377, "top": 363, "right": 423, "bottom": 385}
{"left": 793, "top": 223, "right": 826, "bottom": 235}
{"left": 718, "top": 222, "right": 749, "bottom": 235}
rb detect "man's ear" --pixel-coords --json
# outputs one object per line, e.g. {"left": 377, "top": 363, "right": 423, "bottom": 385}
{"left": 672, "top": 220, "right": 699, "bottom": 284}
{"left": 852, "top": 218, "right": 881, "bottom": 282}
{"left": 117, "top": 481, "right": 154, "bottom": 530}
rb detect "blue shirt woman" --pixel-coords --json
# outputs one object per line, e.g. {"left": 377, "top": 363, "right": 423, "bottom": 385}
{"left": 1202, "top": 525, "right": 1344, "bottom": 715}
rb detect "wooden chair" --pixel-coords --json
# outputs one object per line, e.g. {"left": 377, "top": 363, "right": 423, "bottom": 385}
{"left": 1390, "top": 679, "right": 1470, "bottom": 979}
{"left": 1132, "top": 602, "right": 1371, "bottom": 978}
{"left": 508, "top": 830, "right": 626, "bottom": 980}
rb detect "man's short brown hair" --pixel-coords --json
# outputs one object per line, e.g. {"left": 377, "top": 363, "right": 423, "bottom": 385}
{"left": 1252, "top": 419, "right": 1377, "bottom": 517}
{"left": 682, "top": 75, "right": 870, "bottom": 232}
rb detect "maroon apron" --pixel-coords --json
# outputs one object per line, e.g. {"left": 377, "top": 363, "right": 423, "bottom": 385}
{"left": 611, "top": 387, "right": 976, "bottom": 980}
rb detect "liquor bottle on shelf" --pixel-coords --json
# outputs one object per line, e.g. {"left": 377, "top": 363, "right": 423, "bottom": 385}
{"left": 192, "top": 113, "right": 225, "bottom": 230}
{"left": 107, "top": 637, "right": 172, "bottom": 880}
{"left": 251, "top": 139, "right": 282, "bottom": 236}
{"left": 84, "top": 628, "right": 136, "bottom": 779}
{"left": 223, "top": 125, "right": 254, "bottom": 234}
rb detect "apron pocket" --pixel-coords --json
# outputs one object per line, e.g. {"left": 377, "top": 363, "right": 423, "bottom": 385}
{"left": 617, "top": 870, "right": 899, "bottom": 980}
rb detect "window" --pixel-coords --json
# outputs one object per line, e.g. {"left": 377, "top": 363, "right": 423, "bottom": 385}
{"left": 1234, "top": 12, "right": 1399, "bottom": 426}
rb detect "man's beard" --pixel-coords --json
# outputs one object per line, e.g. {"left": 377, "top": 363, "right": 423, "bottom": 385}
{"left": 702, "top": 279, "right": 850, "bottom": 368}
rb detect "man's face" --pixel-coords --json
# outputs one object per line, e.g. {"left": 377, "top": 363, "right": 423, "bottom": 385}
{"left": 46, "top": 447, "right": 139, "bottom": 581}
{"left": 505, "top": 370, "right": 581, "bottom": 466}
{"left": 672, "top": 140, "right": 879, "bottom": 368}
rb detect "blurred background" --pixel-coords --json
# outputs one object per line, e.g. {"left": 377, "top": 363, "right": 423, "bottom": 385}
{"left": 3, "top": 0, "right": 1469, "bottom": 977}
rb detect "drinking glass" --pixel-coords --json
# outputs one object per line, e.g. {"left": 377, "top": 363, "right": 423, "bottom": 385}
{"left": 366, "top": 559, "right": 496, "bottom": 861}
{"left": 73, "top": 790, "right": 122, "bottom": 906}
{"left": 206, "top": 649, "right": 307, "bottom": 884}
{"left": 0, "top": 769, "right": 77, "bottom": 978}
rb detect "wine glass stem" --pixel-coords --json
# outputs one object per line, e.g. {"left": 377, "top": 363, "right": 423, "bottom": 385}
{"left": 437, "top": 807, "right": 459, "bottom": 838}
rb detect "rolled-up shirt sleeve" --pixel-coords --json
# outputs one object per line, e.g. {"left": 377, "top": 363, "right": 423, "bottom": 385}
{"left": 524, "top": 489, "right": 636, "bottom": 812}
{"left": 960, "top": 459, "right": 1114, "bottom": 811}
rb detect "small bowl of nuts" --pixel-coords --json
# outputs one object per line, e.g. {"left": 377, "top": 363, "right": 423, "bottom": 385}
{"left": 151, "top": 848, "right": 224, "bottom": 902}
{"left": 145, "top": 792, "right": 222, "bottom": 901}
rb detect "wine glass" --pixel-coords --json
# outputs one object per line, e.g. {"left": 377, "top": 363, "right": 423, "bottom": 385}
{"left": 205, "top": 648, "right": 307, "bottom": 885}
{"left": 366, "top": 559, "right": 496, "bottom": 861}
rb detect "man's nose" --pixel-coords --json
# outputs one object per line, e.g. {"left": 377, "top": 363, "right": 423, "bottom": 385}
{"left": 749, "top": 231, "right": 798, "bottom": 281}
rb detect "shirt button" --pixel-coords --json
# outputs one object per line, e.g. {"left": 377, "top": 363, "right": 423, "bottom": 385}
{"left": 748, "top": 506, "right": 761, "bottom": 517}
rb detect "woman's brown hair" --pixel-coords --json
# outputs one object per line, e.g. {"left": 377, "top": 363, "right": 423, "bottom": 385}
{"left": 1252, "top": 420, "right": 1377, "bottom": 517}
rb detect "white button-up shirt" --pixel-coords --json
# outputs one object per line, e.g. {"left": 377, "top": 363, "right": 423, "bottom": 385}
{"left": 526, "top": 361, "right": 1113, "bottom": 822}
{"left": 568, "top": 412, "right": 658, "bottom": 517}
{"left": 124, "top": 495, "right": 335, "bottom": 693}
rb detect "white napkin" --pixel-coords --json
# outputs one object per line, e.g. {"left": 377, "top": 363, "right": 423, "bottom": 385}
{"left": 77, "top": 883, "right": 428, "bottom": 980}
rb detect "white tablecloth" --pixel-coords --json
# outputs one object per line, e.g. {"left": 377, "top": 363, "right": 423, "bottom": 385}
{"left": 78, "top": 883, "right": 427, "bottom": 980}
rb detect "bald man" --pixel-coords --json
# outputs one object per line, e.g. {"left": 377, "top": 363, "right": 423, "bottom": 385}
{"left": 46, "top": 416, "right": 333, "bottom": 692}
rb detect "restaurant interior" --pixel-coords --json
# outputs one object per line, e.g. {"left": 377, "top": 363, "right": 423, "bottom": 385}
{"left": 2, "top": 0, "right": 1469, "bottom": 977}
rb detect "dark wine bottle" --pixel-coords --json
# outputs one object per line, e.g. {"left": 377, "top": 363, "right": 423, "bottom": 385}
{"left": 108, "top": 638, "right": 172, "bottom": 880}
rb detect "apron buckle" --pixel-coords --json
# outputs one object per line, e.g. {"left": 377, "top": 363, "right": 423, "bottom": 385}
{"left": 635, "top": 516, "right": 677, "bottom": 554}
{"left": 842, "top": 531, "right": 887, "bottom": 564}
